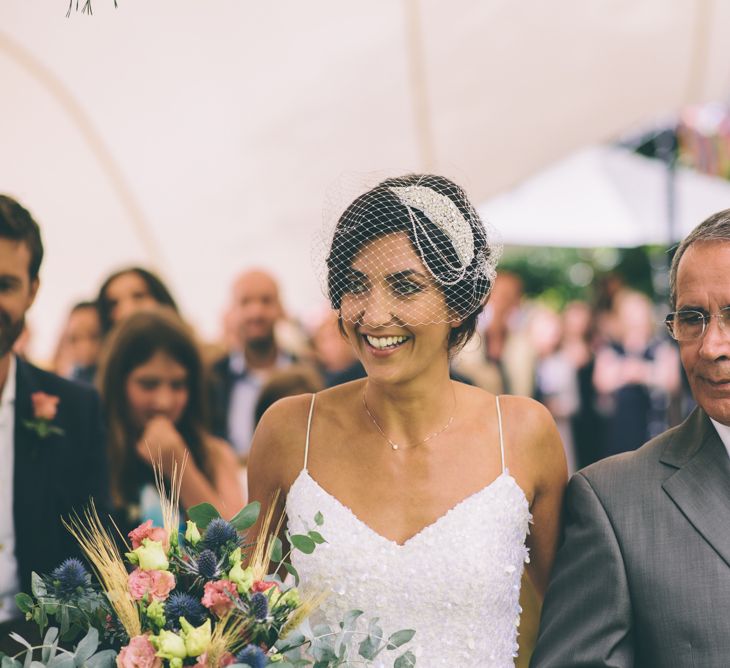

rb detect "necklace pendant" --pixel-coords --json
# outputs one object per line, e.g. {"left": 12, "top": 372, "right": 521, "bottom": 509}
{"left": 391, "top": 443, "right": 399, "bottom": 451}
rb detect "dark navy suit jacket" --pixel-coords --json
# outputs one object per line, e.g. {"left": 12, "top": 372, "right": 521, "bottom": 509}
{"left": 12, "top": 357, "right": 109, "bottom": 594}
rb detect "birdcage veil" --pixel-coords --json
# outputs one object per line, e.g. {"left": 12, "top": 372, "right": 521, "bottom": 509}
{"left": 312, "top": 172, "right": 502, "bottom": 327}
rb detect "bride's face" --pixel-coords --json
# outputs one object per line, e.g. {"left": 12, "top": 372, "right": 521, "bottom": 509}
{"left": 339, "top": 232, "right": 454, "bottom": 384}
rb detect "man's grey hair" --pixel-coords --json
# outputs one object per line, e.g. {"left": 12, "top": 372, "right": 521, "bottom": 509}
{"left": 670, "top": 208, "right": 730, "bottom": 307}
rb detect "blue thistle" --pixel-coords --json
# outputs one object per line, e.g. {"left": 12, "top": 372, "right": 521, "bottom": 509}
{"left": 203, "top": 518, "right": 238, "bottom": 553}
{"left": 250, "top": 592, "right": 268, "bottom": 622}
{"left": 165, "top": 592, "right": 207, "bottom": 629}
{"left": 196, "top": 549, "right": 220, "bottom": 579}
{"left": 234, "top": 644, "right": 266, "bottom": 668}
{"left": 51, "top": 558, "right": 88, "bottom": 598}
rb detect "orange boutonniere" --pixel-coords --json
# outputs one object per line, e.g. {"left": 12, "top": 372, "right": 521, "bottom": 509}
{"left": 24, "top": 392, "right": 65, "bottom": 438}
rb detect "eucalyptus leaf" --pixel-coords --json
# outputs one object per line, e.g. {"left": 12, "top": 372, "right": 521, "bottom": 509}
{"left": 186, "top": 503, "right": 220, "bottom": 529}
{"left": 73, "top": 628, "right": 99, "bottom": 663}
{"left": 31, "top": 573, "right": 47, "bottom": 598}
{"left": 84, "top": 650, "right": 117, "bottom": 668}
{"left": 46, "top": 654, "right": 74, "bottom": 668}
{"left": 42, "top": 628, "right": 60, "bottom": 663}
{"left": 342, "top": 609, "right": 363, "bottom": 630}
{"left": 312, "top": 623, "right": 332, "bottom": 638}
{"left": 8, "top": 633, "right": 32, "bottom": 650}
{"left": 357, "top": 634, "right": 379, "bottom": 661}
{"left": 337, "top": 608, "right": 363, "bottom": 656}
{"left": 230, "top": 501, "right": 260, "bottom": 531}
{"left": 30, "top": 662, "right": 47, "bottom": 668}
{"left": 43, "top": 628, "right": 59, "bottom": 645}
{"left": 283, "top": 562, "right": 300, "bottom": 586}
{"left": 269, "top": 536, "right": 283, "bottom": 563}
{"left": 1, "top": 658, "right": 22, "bottom": 668}
{"left": 394, "top": 650, "right": 417, "bottom": 668}
{"left": 311, "top": 643, "right": 337, "bottom": 663}
{"left": 307, "top": 531, "right": 326, "bottom": 545}
{"left": 275, "top": 630, "right": 306, "bottom": 653}
{"left": 59, "top": 606, "right": 70, "bottom": 636}
{"left": 15, "top": 593, "right": 34, "bottom": 614}
{"left": 368, "top": 616, "right": 382, "bottom": 633}
{"left": 313, "top": 511, "right": 324, "bottom": 526}
{"left": 289, "top": 534, "right": 316, "bottom": 554}
{"left": 386, "top": 629, "right": 416, "bottom": 650}
{"left": 22, "top": 648, "right": 31, "bottom": 668}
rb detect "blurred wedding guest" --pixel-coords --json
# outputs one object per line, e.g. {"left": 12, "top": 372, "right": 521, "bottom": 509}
{"left": 96, "top": 266, "right": 179, "bottom": 335}
{"left": 532, "top": 307, "right": 580, "bottom": 473}
{"left": 453, "top": 271, "right": 535, "bottom": 396}
{"left": 562, "top": 300, "right": 605, "bottom": 468}
{"left": 593, "top": 290, "right": 680, "bottom": 457}
{"left": 11, "top": 323, "right": 32, "bottom": 360}
{"left": 311, "top": 310, "right": 364, "bottom": 386}
{"left": 53, "top": 302, "right": 102, "bottom": 384}
{"left": 254, "top": 364, "right": 324, "bottom": 426}
{"left": 0, "top": 195, "right": 108, "bottom": 649}
{"left": 99, "top": 309, "right": 243, "bottom": 535}
{"left": 208, "top": 269, "right": 294, "bottom": 461}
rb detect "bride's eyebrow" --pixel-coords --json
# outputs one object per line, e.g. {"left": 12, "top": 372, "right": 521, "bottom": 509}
{"left": 387, "top": 269, "right": 429, "bottom": 282}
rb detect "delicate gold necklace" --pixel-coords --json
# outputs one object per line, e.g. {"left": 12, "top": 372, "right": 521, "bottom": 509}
{"left": 361, "top": 388, "right": 455, "bottom": 451}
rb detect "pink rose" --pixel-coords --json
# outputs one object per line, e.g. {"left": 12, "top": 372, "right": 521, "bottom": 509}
{"left": 31, "top": 392, "right": 59, "bottom": 421}
{"left": 201, "top": 580, "right": 238, "bottom": 617}
{"left": 194, "top": 652, "right": 234, "bottom": 668}
{"left": 128, "top": 568, "right": 175, "bottom": 602}
{"left": 128, "top": 520, "right": 170, "bottom": 550}
{"left": 251, "top": 580, "right": 278, "bottom": 594}
{"left": 116, "top": 635, "right": 161, "bottom": 668}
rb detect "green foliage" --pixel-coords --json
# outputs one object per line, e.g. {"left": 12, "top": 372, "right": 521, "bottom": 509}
{"left": 230, "top": 502, "right": 260, "bottom": 531}
{"left": 3, "top": 627, "right": 115, "bottom": 668}
{"left": 22, "top": 571, "right": 109, "bottom": 643}
{"left": 297, "top": 611, "right": 416, "bottom": 667}
{"left": 186, "top": 503, "right": 220, "bottom": 529}
{"left": 499, "top": 244, "right": 668, "bottom": 307}
{"left": 289, "top": 535, "right": 315, "bottom": 555}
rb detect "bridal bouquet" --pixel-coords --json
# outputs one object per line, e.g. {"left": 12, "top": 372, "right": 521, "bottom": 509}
{"left": 4, "top": 466, "right": 416, "bottom": 667}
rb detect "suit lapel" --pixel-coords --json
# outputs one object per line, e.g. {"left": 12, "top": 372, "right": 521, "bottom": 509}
{"left": 13, "top": 358, "right": 54, "bottom": 588}
{"left": 662, "top": 409, "right": 730, "bottom": 568}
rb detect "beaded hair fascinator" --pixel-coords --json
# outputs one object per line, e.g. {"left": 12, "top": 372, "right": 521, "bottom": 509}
{"left": 313, "top": 173, "right": 501, "bottom": 327}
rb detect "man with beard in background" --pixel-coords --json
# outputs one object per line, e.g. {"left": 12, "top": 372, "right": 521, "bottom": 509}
{"left": 208, "top": 269, "right": 294, "bottom": 463}
{"left": 0, "top": 195, "right": 108, "bottom": 653}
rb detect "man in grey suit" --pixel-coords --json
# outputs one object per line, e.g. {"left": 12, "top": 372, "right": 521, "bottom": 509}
{"left": 531, "top": 210, "right": 730, "bottom": 668}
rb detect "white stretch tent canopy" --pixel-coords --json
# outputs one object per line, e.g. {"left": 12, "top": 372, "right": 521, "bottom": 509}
{"left": 2, "top": 0, "right": 730, "bottom": 357}
{"left": 479, "top": 146, "right": 730, "bottom": 248}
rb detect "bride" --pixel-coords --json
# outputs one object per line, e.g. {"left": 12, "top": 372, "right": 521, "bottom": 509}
{"left": 248, "top": 174, "right": 566, "bottom": 666}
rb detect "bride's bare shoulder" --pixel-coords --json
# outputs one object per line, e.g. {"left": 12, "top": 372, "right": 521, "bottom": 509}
{"left": 495, "top": 394, "right": 565, "bottom": 477}
{"left": 249, "top": 381, "right": 365, "bottom": 469}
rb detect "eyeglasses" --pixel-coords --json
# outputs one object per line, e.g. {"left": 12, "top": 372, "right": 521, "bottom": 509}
{"left": 664, "top": 306, "right": 730, "bottom": 341}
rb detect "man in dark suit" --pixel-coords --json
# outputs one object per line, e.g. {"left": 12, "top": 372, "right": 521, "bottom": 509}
{"left": 208, "top": 269, "right": 294, "bottom": 462}
{"left": 532, "top": 209, "right": 730, "bottom": 667}
{"left": 0, "top": 195, "right": 108, "bottom": 652}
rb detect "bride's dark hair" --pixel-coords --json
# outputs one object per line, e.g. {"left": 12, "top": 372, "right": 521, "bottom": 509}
{"left": 326, "top": 174, "right": 494, "bottom": 353}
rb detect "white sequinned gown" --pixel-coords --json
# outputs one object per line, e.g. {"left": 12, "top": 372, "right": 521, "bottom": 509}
{"left": 286, "top": 396, "right": 532, "bottom": 667}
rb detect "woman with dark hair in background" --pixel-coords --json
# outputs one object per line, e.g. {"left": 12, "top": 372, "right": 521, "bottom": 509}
{"left": 53, "top": 301, "right": 102, "bottom": 384}
{"left": 248, "top": 174, "right": 566, "bottom": 665}
{"left": 96, "top": 266, "right": 179, "bottom": 335}
{"left": 98, "top": 308, "right": 243, "bottom": 533}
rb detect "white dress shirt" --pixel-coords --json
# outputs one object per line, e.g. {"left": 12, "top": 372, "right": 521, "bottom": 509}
{"left": 0, "top": 355, "right": 20, "bottom": 622}
{"left": 709, "top": 417, "right": 730, "bottom": 460}
{"left": 226, "top": 350, "right": 292, "bottom": 459}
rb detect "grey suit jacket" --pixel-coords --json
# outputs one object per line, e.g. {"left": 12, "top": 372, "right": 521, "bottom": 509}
{"left": 531, "top": 407, "right": 730, "bottom": 668}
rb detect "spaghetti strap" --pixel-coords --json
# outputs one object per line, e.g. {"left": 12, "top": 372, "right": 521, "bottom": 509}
{"left": 495, "top": 395, "right": 506, "bottom": 473}
{"left": 304, "top": 393, "right": 316, "bottom": 470}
